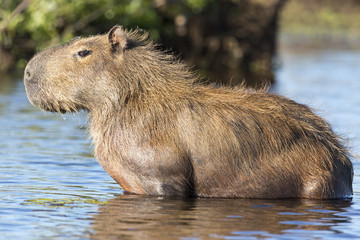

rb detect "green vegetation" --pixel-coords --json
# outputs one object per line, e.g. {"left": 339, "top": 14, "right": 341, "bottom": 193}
{"left": 22, "top": 198, "right": 109, "bottom": 207}
{"left": 2, "top": 0, "right": 360, "bottom": 81}
{"left": 0, "top": 0, "right": 214, "bottom": 73}
{"left": 280, "top": 0, "right": 360, "bottom": 47}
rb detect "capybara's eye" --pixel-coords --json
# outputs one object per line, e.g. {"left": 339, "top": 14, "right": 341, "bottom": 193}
{"left": 77, "top": 50, "right": 92, "bottom": 58}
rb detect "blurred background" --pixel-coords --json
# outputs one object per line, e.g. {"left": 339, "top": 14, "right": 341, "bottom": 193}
{"left": 1, "top": 0, "right": 282, "bottom": 88}
{"left": 1, "top": 1, "right": 360, "bottom": 239}
{"left": 1, "top": 0, "right": 358, "bottom": 87}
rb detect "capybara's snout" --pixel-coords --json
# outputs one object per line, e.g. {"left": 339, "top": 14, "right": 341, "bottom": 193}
{"left": 24, "top": 62, "right": 37, "bottom": 86}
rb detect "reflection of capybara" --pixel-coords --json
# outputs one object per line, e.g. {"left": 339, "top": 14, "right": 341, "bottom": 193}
{"left": 90, "top": 195, "right": 352, "bottom": 239}
{"left": 24, "top": 25, "right": 353, "bottom": 199}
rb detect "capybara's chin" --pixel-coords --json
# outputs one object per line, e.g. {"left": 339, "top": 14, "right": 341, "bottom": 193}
{"left": 24, "top": 80, "right": 70, "bottom": 114}
{"left": 23, "top": 82, "right": 38, "bottom": 106}
{"left": 23, "top": 25, "right": 353, "bottom": 199}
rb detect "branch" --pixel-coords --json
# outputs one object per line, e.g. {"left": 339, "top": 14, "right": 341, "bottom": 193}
{"left": 0, "top": 0, "right": 31, "bottom": 34}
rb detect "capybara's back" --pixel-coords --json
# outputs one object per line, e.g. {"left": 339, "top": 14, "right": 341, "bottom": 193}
{"left": 24, "top": 25, "right": 353, "bottom": 199}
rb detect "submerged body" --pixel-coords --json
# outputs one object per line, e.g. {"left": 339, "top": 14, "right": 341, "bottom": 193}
{"left": 24, "top": 25, "right": 353, "bottom": 199}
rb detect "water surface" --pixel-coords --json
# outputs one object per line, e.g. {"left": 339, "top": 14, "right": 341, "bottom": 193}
{"left": 0, "top": 45, "right": 359, "bottom": 239}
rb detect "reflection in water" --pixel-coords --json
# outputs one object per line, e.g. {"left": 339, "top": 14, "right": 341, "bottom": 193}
{"left": 90, "top": 195, "right": 354, "bottom": 239}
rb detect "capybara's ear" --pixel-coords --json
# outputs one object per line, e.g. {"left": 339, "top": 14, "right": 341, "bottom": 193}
{"left": 108, "top": 25, "right": 127, "bottom": 53}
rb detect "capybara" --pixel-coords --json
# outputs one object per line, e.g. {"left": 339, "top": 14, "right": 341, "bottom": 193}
{"left": 24, "top": 25, "right": 353, "bottom": 199}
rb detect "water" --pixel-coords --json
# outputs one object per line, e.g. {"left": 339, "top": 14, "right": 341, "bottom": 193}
{"left": 0, "top": 44, "right": 360, "bottom": 239}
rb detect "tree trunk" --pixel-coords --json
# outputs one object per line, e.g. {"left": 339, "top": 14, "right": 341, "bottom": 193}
{"left": 156, "top": 0, "right": 287, "bottom": 88}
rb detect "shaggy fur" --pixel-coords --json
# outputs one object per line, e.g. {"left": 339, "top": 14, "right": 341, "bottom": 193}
{"left": 24, "top": 25, "right": 353, "bottom": 199}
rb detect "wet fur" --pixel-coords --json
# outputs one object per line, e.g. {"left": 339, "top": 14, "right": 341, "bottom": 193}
{"left": 24, "top": 26, "right": 353, "bottom": 199}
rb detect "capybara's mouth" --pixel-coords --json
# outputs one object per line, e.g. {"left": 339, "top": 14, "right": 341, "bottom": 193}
{"left": 32, "top": 98, "right": 68, "bottom": 114}
{"left": 45, "top": 105, "right": 67, "bottom": 114}
{"left": 44, "top": 104, "right": 72, "bottom": 114}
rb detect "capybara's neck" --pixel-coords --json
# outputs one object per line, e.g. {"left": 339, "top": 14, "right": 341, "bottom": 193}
{"left": 88, "top": 44, "right": 199, "bottom": 150}
{"left": 93, "top": 44, "right": 196, "bottom": 112}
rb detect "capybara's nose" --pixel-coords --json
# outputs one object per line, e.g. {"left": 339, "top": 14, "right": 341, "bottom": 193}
{"left": 24, "top": 66, "right": 33, "bottom": 83}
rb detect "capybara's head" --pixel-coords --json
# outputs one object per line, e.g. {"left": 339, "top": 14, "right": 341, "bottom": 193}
{"left": 24, "top": 26, "right": 139, "bottom": 113}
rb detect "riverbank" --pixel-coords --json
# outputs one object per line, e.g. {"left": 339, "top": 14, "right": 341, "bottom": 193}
{"left": 280, "top": 0, "right": 360, "bottom": 49}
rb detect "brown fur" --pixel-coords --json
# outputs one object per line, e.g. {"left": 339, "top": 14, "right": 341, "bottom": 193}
{"left": 24, "top": 25, "right": 353, "bottom": 199}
